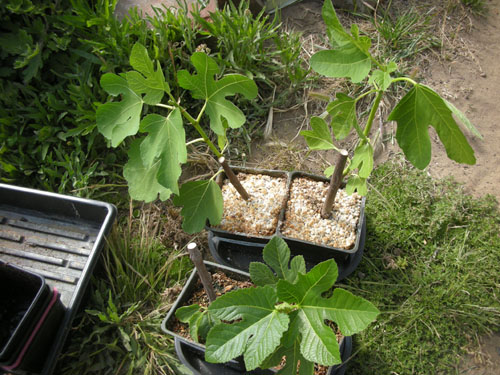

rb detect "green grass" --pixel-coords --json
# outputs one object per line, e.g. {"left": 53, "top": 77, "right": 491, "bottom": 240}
{"left": 342, "top": 160, "right": 500, "bottom": 374}
{"left": 0, "top": 0, "right": 307, "bottom": 194}
{"left": 373, "top": 5, "right": 441, "bottom": 67}
{"left": 460, "top": 0, "right": 487, "bottom": 14}
{"left": 56, "top": 207, "right": 193, "bottom": 375}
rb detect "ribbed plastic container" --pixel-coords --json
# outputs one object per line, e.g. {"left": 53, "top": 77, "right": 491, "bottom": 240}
{"left": 0, "top": 183, "right": 116, "bottom": 374}
{"left": 0, "top": 263, "right": 50, "bottom": 364}
{"left": 0, "top": 263, "right": 65, "bottom": 373}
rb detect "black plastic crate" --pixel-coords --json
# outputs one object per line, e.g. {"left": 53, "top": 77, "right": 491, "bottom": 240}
{"left": 0, "top": 184, "right": 116, "bottom": 374}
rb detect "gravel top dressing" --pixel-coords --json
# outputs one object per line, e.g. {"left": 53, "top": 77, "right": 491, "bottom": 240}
{"left": 217, "top": 173, "right": 287, "bottom": 236}
{"left": 281, "top": 177, "right": 362, "bottom": 249}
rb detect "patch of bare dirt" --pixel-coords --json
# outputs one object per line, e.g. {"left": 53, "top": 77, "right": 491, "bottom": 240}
{"left": 416, "top": 0, "right": 500, "bottom": 202}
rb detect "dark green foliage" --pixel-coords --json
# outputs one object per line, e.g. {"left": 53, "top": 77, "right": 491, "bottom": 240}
{"left": 460, "top": 0, "right": 486, "bottom": 14}
{"left": 0, "top": 0, "right": 123, "bottom": 193}
{"left": 345, "top": 160, "right": 500, "bottom": 374}
{"left": 0, "top": 0, "right": 306, "bottom": 194}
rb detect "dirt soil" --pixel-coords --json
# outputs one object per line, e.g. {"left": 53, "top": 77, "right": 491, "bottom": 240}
{"left": 258, "top": 0, "right": 500, "bottom": 202}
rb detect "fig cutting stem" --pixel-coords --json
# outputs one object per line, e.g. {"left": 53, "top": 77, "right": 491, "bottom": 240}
{"left": 321, "top": 149, "right": 348, "bottom": 219}
{"left": 187, "top": 243, "right": 217, "bottom": 302}
{"left": 219, "top": 157, "right": 250, "bottom": 200}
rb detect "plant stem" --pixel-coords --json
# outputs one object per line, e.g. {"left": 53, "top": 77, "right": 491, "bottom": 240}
{"left": 363, "top": 91, "right": 384, "bottom": 138}
{"left": 321, "top": 149, "right": 348, "bottom": 219}
{"left": 187, "top": 243, "right": 216, "bottom": 302}
{"left": 219, "top": 157, "right": 250, "bottom": 200}
{"left": 155, "top": 103, "right": 176, "bottom": 110}
{"left": 392, "top": 77, "right": 418, "bottom": 86}
{"left": 355, "top": 89, "right": 378, "bottom": 103}
{"left": 180, "top": 107, "right": 222, "bottom": 158}
{"left": 185, "top": 138, "right": 205, "bottom": 146}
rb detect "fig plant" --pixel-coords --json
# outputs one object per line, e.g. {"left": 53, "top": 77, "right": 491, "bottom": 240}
{"left": 302, "top": 0, "right": 481, "bottom": 215}
{"left": 96, "top": 43, "right": 257, "bottom": 233}
{"left": 176, "top": 236, "right": 380, "bottom": 373}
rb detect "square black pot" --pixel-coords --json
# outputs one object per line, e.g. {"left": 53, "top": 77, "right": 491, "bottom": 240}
{"left": 207, "top": 167, "right": 366, "bottom": 268}
{"left": 276, "top": 171, "right": 366, "bottom": 262}
{"left": 0, "top": 263, "right": 64, "bottom": 373}
{"left": 208, "top": 167, "right": 290, "bottom": 243}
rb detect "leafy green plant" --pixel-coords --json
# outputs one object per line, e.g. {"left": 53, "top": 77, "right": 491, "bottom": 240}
{"left": 1, "top": 0, "right": 306, "bottom": 195}
{"left": 97, "top": 42, "right": 258, "bottom": 233}
{"left": 301, "top": 0, "right": 481, "bottom": 212}
{"left": 176, "top": 236, "right": 379, "bottom": 373}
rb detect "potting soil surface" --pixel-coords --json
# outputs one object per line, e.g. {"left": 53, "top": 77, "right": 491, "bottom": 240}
{"left": 281, "top": 178, "right": 362, "bottom": 249}
{"left": 217, "top": 173, "right": 287, "bottom": 236}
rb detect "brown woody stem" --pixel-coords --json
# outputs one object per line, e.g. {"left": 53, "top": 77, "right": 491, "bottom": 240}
{"left": 187, "top": 243, "right": 217, "bottom": 302}
{"left": 218, "top": 157, "right": 250, "bottom": 200}
{"left": 321, "top": 149, "right": 348, "bottom": 219}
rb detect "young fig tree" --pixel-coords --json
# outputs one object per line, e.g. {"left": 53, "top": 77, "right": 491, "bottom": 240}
{"left": 302, "top": 0, "right": 481, "bottom": 215}
{"left": 96, "top": 43, "right": 258, "bottom": 233}
{"left": 176, "top": 236, "right": 380, "bottom": 373}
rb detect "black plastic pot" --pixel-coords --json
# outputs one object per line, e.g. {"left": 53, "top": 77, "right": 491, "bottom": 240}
{"left": 0, "top": 183, "right": 116, "bottom": 374}
{"left": 207, "top": 167, "right": 366, "bottom": 268}
{"left": 278, "top": 171, "right": 366, "bottom": 263}
{"left": 162, "top": 261, "right": 352, "bottom": 375}
{"left": 207, "top": 224, "right": 365, "bottom": 282}
{"left": 174, "top": 335, "right": 352, "bottom": 375}
{"left": 0, "top": 263, "right": 65, "bottom": 373}
{"left": 209, "top": 167, "right": 289, "bottom": 244}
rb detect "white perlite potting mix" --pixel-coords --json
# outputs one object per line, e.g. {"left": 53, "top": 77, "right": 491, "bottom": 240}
{"left": 281, "top": 177, "right": 362, "bottom": 249}
{"left": 217, "top": 173, "right": 287, "bottom": 236}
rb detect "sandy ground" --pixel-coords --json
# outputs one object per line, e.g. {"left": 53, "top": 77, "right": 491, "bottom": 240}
{"left": 408, "top": 0, "right": 500, "bottom": 202}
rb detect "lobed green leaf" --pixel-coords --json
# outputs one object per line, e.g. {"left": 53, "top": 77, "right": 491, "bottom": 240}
{"left": 128, "top": 43, "right": 169, "bottom": 105}
{"left": 326, "top": 93, "right": 358, "bottom": 140}
{"left": 346, "top": 175, "right": 368, "bottom": 195}
{"left": 123, "top": 139, "right": 172, "bottom": 202}
{"left": 388, "top": 84, "right": 476, "bottom": 169}
{"left": 277, "top": 259, "right": 379, "bottom": 365}
{"left": 262, "top": 236, "right": 305, "bottom": 283}
{"left": 206, "top": 286, "right": 289, "bottom": 370}
{"left": 249, "top": 262, "right": 278, "bottom": 287}
{"left": 301, "top": 116, "right": 335, "bottom": 150}
{"left": 97, "top": 73, "right": 143, "bottom": 147}
{"left": 313, "top": 0, "right": 372, "bottom": 83}
{"left": 173, "top": 179, "right": 223, "bottom": 234}
{"left": 178, "top": 52, "right": 258, "bottom": 136}
{"left": 310, "top": 46, "right": 371, "bottom": 83}
{"left": 349, "top": 142, "right": 374, "bottom": 179}
{"left": 139, "top": 109, "right": 186, "bottom": 195}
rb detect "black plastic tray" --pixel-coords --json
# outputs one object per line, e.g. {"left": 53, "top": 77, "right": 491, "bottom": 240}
{"left": 207, "top": 216, "right": 365, "bottom": 282}
{"left": 0, "top": 183, "right": 116, "bottom": 374}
